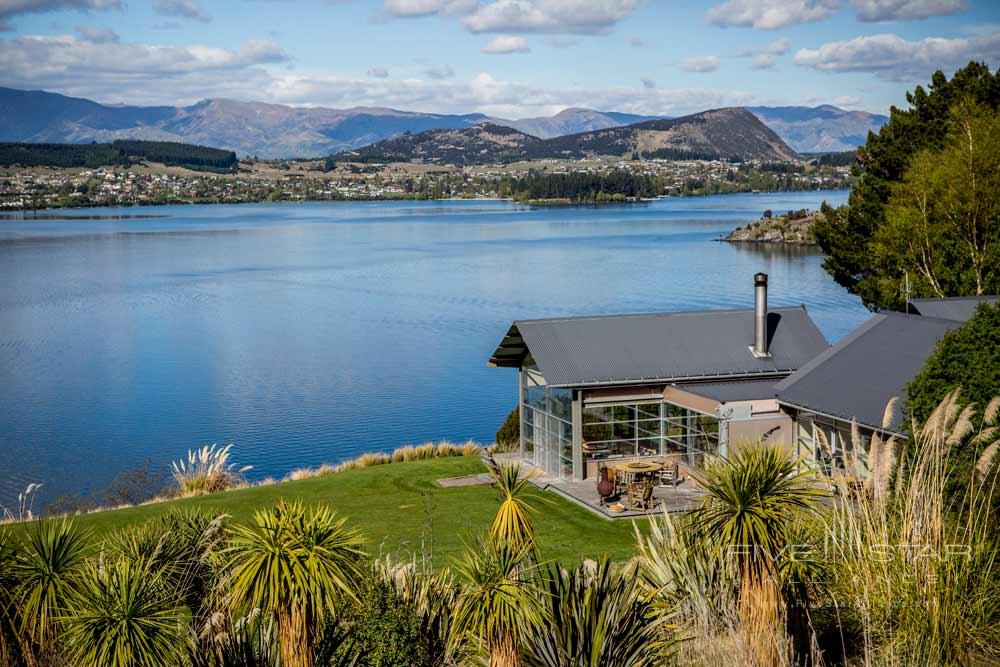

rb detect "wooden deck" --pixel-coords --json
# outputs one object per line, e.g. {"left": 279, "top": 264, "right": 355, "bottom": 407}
{"left": 498, "top": 455, "right": 705, "bottom": 519}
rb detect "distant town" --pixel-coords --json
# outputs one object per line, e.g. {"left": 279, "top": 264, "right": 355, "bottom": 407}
{"left": 0, "top": 156, "right": 853, "bottom": 210}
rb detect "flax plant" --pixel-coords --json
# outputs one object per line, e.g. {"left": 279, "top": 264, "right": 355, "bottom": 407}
{"left": 524, "top": 558, "right": 665, "bottom": 667}
{"left": 62, "top": 556, "right": 188, "bottom": 667}
{"left": 11, "top": 519, "right": 90, "bottom": 664}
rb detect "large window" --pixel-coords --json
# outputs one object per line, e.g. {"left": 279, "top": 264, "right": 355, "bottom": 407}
{"left": 582, "top": 400, "right": 718, "bottom": 465}
{"left": 796, "top": 415, "right": 869, "bottom": 476}
{"left": 521, "top": 367, "right": 573, "bottom": 479}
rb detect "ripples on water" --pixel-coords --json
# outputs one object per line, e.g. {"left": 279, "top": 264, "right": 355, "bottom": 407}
{"left": 0, "top": 192, "right": 868, "bottom": 505}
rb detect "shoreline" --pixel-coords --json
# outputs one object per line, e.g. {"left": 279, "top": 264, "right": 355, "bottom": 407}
{"left": 2, "top": 188, "right": 849, "bottom": 216}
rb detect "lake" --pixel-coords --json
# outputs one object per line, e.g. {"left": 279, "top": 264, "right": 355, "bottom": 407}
{"left": 0, "top": 192, "right": 868, "bottom": 507}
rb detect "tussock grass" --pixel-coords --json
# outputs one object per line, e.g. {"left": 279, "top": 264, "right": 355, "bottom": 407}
{"left": 825, "top": 389, "right": 1000, "bottom": 665}
{"left": 281, "top": 440, "right": 485, "bottom": 483}
{"left": 171, "top": 443, "right": 251, "bottom": 498}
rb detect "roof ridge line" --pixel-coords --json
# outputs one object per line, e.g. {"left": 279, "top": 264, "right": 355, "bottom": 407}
{"left": 515, "top": 304, "right": 808, "bottom": 325}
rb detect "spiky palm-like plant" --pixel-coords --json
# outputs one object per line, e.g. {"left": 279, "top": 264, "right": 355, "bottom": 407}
{"left": 63, "top": 556, "right": 188, "bottom": 667}
{"left": 106, "top": 509, "right": 226, "bottom": 615}
{"left": 691, "top": 446, "right": 825, "bottom": 576}
{"left": 0, "top": 530, "right": 25, "bottom": 667}
{"left": 222, "top": 500, "right": 366, "bottom": 667}
{"left": 484, "top": 456, "right": 538, "bottom": 552}
{"left": 453, "top": 536, "right": 539, "bottom": 667}
{"left": 690, "top": 444, "right": 825, "bottom": 665}
{"left": 524, "top": 558, "right": 666, "bottom": 667}
{"left": 12, "top": 519, "right": 89, "bottom": 663}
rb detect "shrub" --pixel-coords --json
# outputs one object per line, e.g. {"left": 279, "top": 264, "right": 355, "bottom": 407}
{"left": 495, "top": 408, "right": 519, "bottom": 453}
{"left": 323, "top": 565, "right": 437, "bottom": 667}
{"left": 907, "top": 303, "right": 1000, "bottom": 505}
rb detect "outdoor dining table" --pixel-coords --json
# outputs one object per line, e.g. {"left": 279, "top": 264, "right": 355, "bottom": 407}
{"left": 603, "top": 459, "right": 663, "bottom": 474}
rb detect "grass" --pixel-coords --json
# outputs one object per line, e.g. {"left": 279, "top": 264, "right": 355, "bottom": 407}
{"left": 9, "top": 457, "right": 644, "bottom": 568}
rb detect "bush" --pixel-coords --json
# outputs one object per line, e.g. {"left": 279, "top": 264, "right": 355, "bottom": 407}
{"left": 495, "top": 407, "right": 519, "bottom": 453}
{"left": 324, "top": 567, "right": 436, "bottom": 667}
{"left": 906, "top": 302, "right": 1000, "bottom": 505}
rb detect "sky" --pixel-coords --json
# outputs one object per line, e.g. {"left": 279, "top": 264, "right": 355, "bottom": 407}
{"left": 0, "top": 0, "right": 998, "bottom": 118}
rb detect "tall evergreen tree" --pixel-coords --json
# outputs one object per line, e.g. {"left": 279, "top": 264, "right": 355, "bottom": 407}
{"left": 813, "top": 62, "right": 1000, "bottom": 310}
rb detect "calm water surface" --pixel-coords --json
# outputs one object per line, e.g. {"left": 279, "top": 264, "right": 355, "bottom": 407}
{"left": 0, "top": 192, "right": 867, "bottom": 505}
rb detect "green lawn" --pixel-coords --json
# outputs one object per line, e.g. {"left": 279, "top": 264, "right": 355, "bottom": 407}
{"left": 11, "top": 457, "right": 647, "bottom": 568}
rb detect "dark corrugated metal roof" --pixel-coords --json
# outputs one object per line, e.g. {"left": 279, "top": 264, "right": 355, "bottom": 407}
{"left": 675, "top": 378, "right": 782, "bottom": 403}
{"left": 489, "top": 306, "right": 828, "bottom": 386}
{"left": 775, "top": 312, "right": 960, "bottom": 432}
{"left": 909, "top": 295, "right": 1000, "bottom": 323}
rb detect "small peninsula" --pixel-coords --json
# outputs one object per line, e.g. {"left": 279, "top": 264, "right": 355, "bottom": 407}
{"left": 723, "top": 208, "right": 821, "bottom": 245}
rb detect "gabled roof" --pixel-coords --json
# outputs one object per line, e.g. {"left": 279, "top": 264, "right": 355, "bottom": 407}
{"left": 489, "top": 306, "right": 828, "bottom": 387}
{"left": 775, "top": 312, "right": 960, "bottom": 433}
{"left": 909, "top": 295, "right": 1000, "bottom": 323}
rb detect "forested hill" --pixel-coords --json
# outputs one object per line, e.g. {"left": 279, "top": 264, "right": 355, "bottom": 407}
{"left": 0, "top": 140, "right": 239, "bottom": 172}
{"left": 333, "top": 108, "right": 800, "bottom": 165}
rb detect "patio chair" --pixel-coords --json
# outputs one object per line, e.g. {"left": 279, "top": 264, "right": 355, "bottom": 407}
{"left": 616, "top": 470, "right": 634, "bottom": 496}
{"left": 657, "top": 461, "right": 680, "bottom": 488}
{"left": 627, "top": 479, "right": 655, "bottom": 511}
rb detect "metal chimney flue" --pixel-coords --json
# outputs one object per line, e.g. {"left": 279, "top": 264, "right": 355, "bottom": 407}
{"left": 753, "top": 273, "right": 770, "bottom": 357}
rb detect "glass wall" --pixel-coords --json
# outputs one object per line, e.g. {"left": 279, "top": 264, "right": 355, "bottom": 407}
{"left": 795, "top": 414, "right": 869, "bottom": 476}
{"left": 521, "top": 366, "right": 573, "bottom": 478}
{"left": 582, "top": 400, "right": 719, "bottom": 467}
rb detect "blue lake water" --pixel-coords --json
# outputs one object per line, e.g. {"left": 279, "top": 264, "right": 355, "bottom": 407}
{"left": 0, "top": 192, "right": 868, "bottom": 506}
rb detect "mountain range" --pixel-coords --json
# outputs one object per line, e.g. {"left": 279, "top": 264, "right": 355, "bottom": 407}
{"left": 0, "top": 86, "right": 887, "bottom": 159}
{"left": 335, "top": 108, "right": 798, "bottom": 165}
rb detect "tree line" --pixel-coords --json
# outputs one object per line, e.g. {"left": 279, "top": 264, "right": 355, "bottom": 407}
{"left": 507, "top": 170, "right": 662, "bottom": 202}
{"left": 0, "top": 141, "right": 238, "bottom": 173}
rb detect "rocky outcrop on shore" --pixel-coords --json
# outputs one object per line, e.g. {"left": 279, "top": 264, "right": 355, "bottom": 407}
{"left": 723, "top": 209, "right": 821, "bottom": 245}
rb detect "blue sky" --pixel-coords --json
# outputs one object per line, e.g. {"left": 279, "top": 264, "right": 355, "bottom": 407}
{"left": 1, "top": 0, "right": 998, "bottom": 117}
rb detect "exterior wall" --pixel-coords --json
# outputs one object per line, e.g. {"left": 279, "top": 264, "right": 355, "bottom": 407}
{"left": 728, "top": 415, "right": 795, "bottom": 454}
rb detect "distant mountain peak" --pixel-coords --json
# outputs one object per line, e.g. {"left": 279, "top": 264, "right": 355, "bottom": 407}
{"left": 0, "top": 86, "right": 887, "bottom": 158}
{"left": 335, "top": 106, "right": 797, "bottom": 165}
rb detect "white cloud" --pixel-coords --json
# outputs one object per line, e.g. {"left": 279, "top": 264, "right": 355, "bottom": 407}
{"left": 152, "top": 0, "right": 211, "bottom": 22}
{"left": 367, "top": 66, "right": 389, "bottom": 78}
{"left": 381, "top": 0, "right": 639, "bottom": 35}
{"left": 75, "top": 24, "right": 118, "bottom": 42}
{"left": 481, "top": 34, "right": 530, "bottom": 53}
{"left": 707, "top": 0, "right": 839, "bottom": 30}
{"left": 681, "top": 55, "right": 720, "bottom": 73}
{"left": 852, "top": 0, "right": 967, "bottom": 22}
{"left": 465, "top": 0, "right": 639, "bottom": 35}
{"left": 0, "top": 35, "right": 289, "bottom": 104}
{"left": 0, "top": 0, "right": 120, "bottom": 24}
{"left": 382, "top": 0, "right": 473, "bottom": 18}
{"left": 794, "top": 31, "right": 1000, "bottom": 81}
{"left": 737, "top": 37, "right": 790, "bottom": 58}
{"left": 424, "top": 63, "right": 455, "bottom": 79}
{"left": 2, "top": 31, "right": 827, "bottom": 118}
{"left": 751, "top": 54, "right": 775, "bottom": 69}
{"left": 762, "top": 37, "right": 790, "bottom": 54}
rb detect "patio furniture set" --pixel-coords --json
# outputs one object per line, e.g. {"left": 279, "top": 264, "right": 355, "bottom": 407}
{"left": 596, "top": 456, "right": 684, "bottom": 512}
